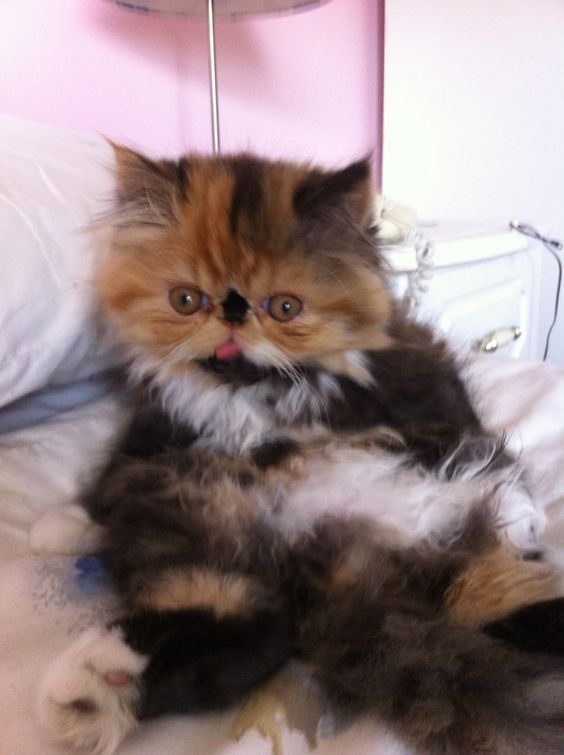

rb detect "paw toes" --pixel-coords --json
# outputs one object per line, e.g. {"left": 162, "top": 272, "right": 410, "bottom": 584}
{"left": 38, "top": 626, "right": 147, "bottom": 753}
{"left": 69, "top": 697, "right": 99, "bottom": 714}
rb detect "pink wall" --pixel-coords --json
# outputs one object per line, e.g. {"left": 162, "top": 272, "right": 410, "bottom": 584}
{"left": 0, "top": 0, "right": 383, "bottom": 182}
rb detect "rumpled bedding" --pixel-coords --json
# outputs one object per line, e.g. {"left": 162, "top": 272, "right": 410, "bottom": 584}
{"left": 0, "top": 356, "right": 564, "bottom": 755}
{"left": 0, "top": 114, "right": 120, "bottom": 420}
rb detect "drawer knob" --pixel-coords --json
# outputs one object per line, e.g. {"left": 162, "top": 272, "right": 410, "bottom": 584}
{"left": 473, "top": 326, "right": 523, "bottom": 353}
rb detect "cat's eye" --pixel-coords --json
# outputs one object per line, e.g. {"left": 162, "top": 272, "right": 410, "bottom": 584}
{"left": 266, "top": 294, "right": 303, "bottom": 322}
{"left": 168, "top": 287, "right": 207, "bottom": 315}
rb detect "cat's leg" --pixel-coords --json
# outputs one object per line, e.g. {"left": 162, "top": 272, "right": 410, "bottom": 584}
{"left": 30, "top": 503, "right": 104, "bottom": 555}
{"left": 38, "top": 625, "right": 147, "bottom": 754}
{"left": 496, "top": 482, "right": 547, "bottom": 552}
{"left": 485, "top": 597, "right": 564, "bottom": 656}
{"left": 444, "top": 546, "right": 558, "bottom": 627}
{"left": 440, "top": 437, "right": 546, "bottom": 553}
{"left": 300, "top": 600, "right": 564, "bottom": 754}
{"left": 292, "top": 520, "right": 564, "bottom": 754}
{"left": 117, "top": 605, "right": 294, "bottom": 719}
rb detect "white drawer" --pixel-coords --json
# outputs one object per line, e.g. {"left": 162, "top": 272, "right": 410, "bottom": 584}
{"left": 426, "top": 273, "right": 527, "bottom": 358}
{"left": 385, "top": 228, "right": 538, "bottom": 360}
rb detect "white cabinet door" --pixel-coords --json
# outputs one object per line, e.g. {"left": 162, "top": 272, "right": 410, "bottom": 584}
{"left": 385, "top": 231, "right": 541, "bottom": 360}
{"left": 429, "top": 272, "right": 528, "bottom": 359}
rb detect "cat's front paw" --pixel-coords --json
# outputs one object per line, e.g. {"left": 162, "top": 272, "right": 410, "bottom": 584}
{"left": 30, "top": 503, "right": 105, "bottom": 556}
{"left": 498, "top": 485, "right": 546, "bottom": 553}
{"left": 38, "top": 626, "right": 148, "bottom": 754}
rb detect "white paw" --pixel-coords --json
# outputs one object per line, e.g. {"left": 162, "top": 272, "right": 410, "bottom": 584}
{"left": 38, "top": 626, "right": 148, "bottom": 754}
{"left": 30, "top": 504, "right": 105, "bottom": 555}
{"left": 498, "top": 485, "right": 546, "bottom": 552}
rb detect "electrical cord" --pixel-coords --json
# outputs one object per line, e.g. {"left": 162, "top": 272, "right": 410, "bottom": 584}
{"left": 509, "top": 222, "right": 563, "bottom": 361}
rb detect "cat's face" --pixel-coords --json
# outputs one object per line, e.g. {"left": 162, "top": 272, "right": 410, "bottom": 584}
{"left": 98, "top": 148, "right": 392, "bottom": 389}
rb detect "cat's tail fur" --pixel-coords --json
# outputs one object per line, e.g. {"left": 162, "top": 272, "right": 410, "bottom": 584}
{"left": 291, "top": 517, "right": 564, "bottom": 754}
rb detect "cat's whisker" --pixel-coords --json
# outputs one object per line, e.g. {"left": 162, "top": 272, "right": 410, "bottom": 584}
{"left": 167, "top": 341, "right": 193, "bottom": 364}
{"left": 271, "top": 356, "right": 303, "bottom": 389}
{"left": 316, "top": 260, "right": 356, "bottom": 296}
{"left": 161, "top": 335, "right": 205, "bottom": 371}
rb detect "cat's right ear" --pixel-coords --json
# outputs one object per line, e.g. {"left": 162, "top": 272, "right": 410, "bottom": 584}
{"left": 109, "top": 143, "right": 189, "bottom": 229}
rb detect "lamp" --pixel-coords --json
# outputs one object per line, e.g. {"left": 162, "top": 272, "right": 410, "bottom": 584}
{"left": 107, "top": 0, "right": 333, "bottom": 154}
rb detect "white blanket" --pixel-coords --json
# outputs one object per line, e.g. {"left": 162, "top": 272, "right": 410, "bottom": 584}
{"left": 1, "top": 356, "right": 564, "bottom": 755}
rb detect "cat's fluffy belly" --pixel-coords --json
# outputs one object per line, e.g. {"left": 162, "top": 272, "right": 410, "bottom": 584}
{"left": 260, "top": 443, "right": 544, "bottom": 552}
{"left": 33, "top": 441, "right": 543, "bottom": 558}
{"left": 134, "top": 356, "right": 544, "bottom": 551}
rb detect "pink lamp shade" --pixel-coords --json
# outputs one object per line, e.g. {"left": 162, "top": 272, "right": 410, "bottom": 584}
{"left": 109, "top": 0, "right": 332, "bottom": 19}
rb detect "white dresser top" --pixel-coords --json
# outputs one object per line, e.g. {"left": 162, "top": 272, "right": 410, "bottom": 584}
{"left": 382, "top": 224, "right": 529, "bottom": 272}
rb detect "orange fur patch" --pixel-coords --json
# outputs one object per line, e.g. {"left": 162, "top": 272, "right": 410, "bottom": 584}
{"left": 445, "top": 549, "right": 558, "bottom": 627}
{"left": 137, "top": 567, "right": 265, "bottom": 618}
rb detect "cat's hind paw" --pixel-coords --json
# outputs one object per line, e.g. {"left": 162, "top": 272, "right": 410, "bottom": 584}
{"left": 38, "top": 626, "right": 147, "bottom": 754}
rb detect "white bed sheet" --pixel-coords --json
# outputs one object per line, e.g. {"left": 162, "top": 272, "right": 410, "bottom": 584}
{"left": 1, "top": 356, "right": 563, "bottom": 755}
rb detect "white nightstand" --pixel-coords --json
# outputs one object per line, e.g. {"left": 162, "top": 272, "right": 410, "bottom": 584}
{"left": 383, "top": 224, "right": 544, "bottom": 360}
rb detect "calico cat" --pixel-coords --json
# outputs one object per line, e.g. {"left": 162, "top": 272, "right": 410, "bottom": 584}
{"left": 36, "top": 148, "right": 564, "bottom": 755}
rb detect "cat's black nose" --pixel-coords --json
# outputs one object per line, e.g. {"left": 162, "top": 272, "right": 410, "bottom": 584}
{"left": 221, "top": 289, "right": 250, "bottom": 324}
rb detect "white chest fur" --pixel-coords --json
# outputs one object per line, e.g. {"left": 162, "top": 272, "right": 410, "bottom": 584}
{"left": 139, "top": 359, "right": 544, "bottom": 553}
{"left": 261, "top": 444, "right": 544, "bottom": 553}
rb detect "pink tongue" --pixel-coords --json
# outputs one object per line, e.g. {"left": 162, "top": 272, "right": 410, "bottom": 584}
{"left": 215, "top": 342, "right": 242, "bottom": 361}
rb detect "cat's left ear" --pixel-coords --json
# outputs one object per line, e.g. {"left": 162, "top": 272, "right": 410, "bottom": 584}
{"left": 109, "top": 143, "right": 189, "bottom": 228}
{"left": 293, "top": 158, "right": 374, "bottom": 227}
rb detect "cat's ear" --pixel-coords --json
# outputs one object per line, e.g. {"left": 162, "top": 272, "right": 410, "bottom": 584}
{"left": 109, "top": 143, "right": 189, "bottom": 228}
{"left": 293, "top": 158, "right": 374, "bottom": 227}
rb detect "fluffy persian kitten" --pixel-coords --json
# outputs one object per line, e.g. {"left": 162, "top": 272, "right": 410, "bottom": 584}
{"left": 36, "top": 148, "right": 564, "bottom": 754}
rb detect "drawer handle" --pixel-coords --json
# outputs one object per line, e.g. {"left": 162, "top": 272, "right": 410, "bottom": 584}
{"left": 473, "top": 326, "right": 523, "bottom": 353}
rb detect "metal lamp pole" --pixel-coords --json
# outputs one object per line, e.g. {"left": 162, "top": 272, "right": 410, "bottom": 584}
{"left": 206, "top": 0, "right": 221, "bottom": 153}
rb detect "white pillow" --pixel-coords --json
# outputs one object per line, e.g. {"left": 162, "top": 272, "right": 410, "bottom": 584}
{"left": 0, "top": 115, "right": 120, "bottom": 409}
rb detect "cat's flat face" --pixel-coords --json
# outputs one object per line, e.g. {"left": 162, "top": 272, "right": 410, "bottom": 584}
{"left": 98, "top": 149, "right": 391, "bottom": 389}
